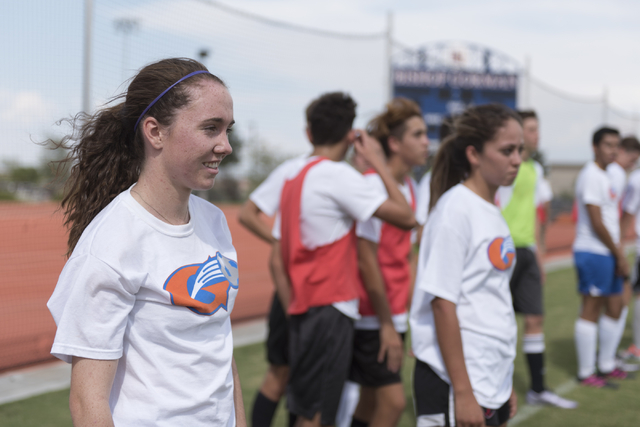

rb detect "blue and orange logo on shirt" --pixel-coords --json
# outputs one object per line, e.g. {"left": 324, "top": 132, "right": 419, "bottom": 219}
{"left": 487, "top": 236, "right": 516, "bottom": 271}
{"left": 164, "top": 252, "right": 239, "bottom": 315}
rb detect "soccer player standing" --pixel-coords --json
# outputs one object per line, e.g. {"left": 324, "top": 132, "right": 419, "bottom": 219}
{"left": 496, "top": 110, "right": 577, "bottom": 408}
{"left": 274, "top": 92, "right": 416, "bottom": 427}
{"left": 573, "top": 127, "right": 630, "bottom": 387}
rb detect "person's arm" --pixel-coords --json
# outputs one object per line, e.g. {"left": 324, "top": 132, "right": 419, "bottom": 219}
{"left": 232, "top": 358, "right": 247, "bottom": 427}
{"left": 620, "top": 211, "right": 634, "bottom": 247}
{"left": 354, "top": 132, "right": 417, "bottom": 230}
{"left": 357, "top": 237, "right": 403, "bottom": 372}
{"left": 586, "top": 204, "right": 629, "bottom": 276}
{"left": 238, "top": 199, "right": 275, "bottom": 244}
{"left": 509, "top": 388, "right": 518, "bottom": 419}
{"left": 270, "top": 240, "right": 291, "bottom": 311}
{"left": 535, "top": 207, "right": 547, "bottom": 285}
{"left": 406, "top": 245, "right": 418, "bottom": 310}
{"left": 431, "top": 298, "right": 485, "bottom": 427}
{"left": 69, "top": 357, "right": 118, "bottom": 427}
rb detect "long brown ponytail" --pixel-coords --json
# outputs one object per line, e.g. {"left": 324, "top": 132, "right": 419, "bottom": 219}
{"left": 429, "top": 104, "right": 521, "bottom": 211}
{"left": 52, "top": 58, "right": 225, "bottom": 256}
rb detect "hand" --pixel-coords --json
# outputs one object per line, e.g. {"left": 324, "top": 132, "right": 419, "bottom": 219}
{"left": 378, "top": 323, "right": 404, "bottom": 373}
{"left": 353, "top": 130, "right": 385, "bottom": 171}
{"left": 508, "top": 388, "right": 518, "bottom": 419}
{"left": 616, "top": 253, "right": 630, "bottom": 278}
{"left": 454, "top": 390, "right": 485, "bottom": 427}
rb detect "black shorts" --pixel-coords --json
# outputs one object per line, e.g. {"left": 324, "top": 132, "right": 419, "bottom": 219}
{"left": 288, "top": 305, "right": 354, "bottom": 426}
{"left": 413, "top": 360, "right": 510, "bottom": 427}
{"left": 266, "top": 293, "right": 289, "bottom": 366}
{"left": 510, "top": 247, "right": 543, "bottom": 315}
{"left": 349, "top": 329, "right": 406, "bottom": 387}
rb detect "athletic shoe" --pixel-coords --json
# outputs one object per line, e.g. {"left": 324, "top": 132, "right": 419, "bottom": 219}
{"left": 526, "top": 390, "right": 578, "bottom": 409}
{"left": 578, "top": 374, "right": 617, "bottom": 389}
{"left": 618, "top": 344, "right": 640, "bottom": 362}
{"left": 600, "top": 368, "right": 634, "bottom": 380}
{"left": 616, "top": 357, "right": 640, "bottom": 372}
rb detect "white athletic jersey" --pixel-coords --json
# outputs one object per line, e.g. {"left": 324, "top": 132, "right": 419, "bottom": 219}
{"left": 48, "top": 189, "right": 238, "bottom": 427}
{"left": 622, "top": 169, "right": 640, "bottom": 254}
{"left": 273, "top": 157, "right": 388, "bottom": 318}
{"left": 416, "top": 172, "right": 431, "bottom": 226}
{"left": 249, "top": 154, "right": 309, "bottom": 217}
{"left": 573, "top": 161, "right": 620, "bottom": 255}
{"left": 410, "top": 184, "right": 517, "bottom": 409}
{"left": 355, "top": 173, "right": 417, "bottom": 333}
{"left": 607, "top": 161, "right": 626, "bottom": 207}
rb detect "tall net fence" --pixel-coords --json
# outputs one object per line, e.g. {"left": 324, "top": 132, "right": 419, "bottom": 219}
{"left": 521, "top": 75, "right": 640, "bottom": 164}
{"left": 1, "top": 0, "right": 639, "bottom": 372}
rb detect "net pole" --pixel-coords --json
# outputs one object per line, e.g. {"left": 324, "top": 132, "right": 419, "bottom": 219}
{"left": 523, "top": 55, "right": 531, "bottom": 109}
{"left": 386, "top": 11, "right": 394, "bottom": 103}
{"left": 602, "top": 85, "right": 609, "bottom": 125}
{"left": 82, "top": 0, "right": 93, "bottom": 114}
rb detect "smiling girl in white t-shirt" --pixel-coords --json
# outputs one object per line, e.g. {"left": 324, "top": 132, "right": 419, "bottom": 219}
{"left": 47, "top": 58, "right": 245, "bottom": 426}
{"left": 410, "top": 104, "right": 523, "bottom": 427}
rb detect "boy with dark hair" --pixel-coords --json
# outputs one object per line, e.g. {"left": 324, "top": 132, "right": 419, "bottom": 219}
{"left": 574, "top": 126, "right": 630, "bottom": 387}
{"left": 495, "top": 110, "right": 577, "bottom": 407}
{"left": 274, "top": 92, "right": 416, "bottom": 427}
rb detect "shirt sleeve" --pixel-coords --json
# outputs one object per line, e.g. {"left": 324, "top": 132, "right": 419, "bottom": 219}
{"left": 416, "top": 222, "right": 467, "bottom": 304}
{"left": 47, "top": 254, "right": 137, "bottom": 363}
{"left": 536, "top": 178, "right": 553, "bottom": 206}
{"left": 355, "top": 174, "right": 386, "bottom": 242}
{"left": 248, "top": 161, "right": 291, "bottom": 216}
{"left": 326, "top": 164, "right": 387, "bottom": 223}
{"left": 582, "top": 168, "right": 607, "bottom": 207}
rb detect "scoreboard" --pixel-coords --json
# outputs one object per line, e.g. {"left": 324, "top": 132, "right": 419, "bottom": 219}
{"left": 393, "top": 68, "right": 518, "bottom": 144}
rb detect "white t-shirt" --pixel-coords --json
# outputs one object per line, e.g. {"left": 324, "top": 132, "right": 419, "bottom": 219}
{"left": 274, "top": 157, "right": 388, "bottom": 318}
{"left": 416, "top": 172, "right": 431, "bottom": 226}
{"left": 607, "top": 161, "right": 626, "bottom": 207}
{"left": 573, "top": 161, "right": 620, "bottom": 255}
{"left": 48, "top": 189, "right": 238, "bottom": 427}
{"left": 410, "top": 184, "right": 517, "bottom": 409}
{"left": 355, "top": 173, "right": 416, "bottom": 333}
{"left": 622, "top": 169, "right": 640, "bottom": 254}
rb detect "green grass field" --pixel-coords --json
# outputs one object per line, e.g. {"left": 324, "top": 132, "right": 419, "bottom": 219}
{"left": 1, "top": 266, "right": 639, "bottom": 426}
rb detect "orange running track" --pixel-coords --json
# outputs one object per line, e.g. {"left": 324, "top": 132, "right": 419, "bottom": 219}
{"left": 0, "top": 202, "right": 585, "bottom": 373}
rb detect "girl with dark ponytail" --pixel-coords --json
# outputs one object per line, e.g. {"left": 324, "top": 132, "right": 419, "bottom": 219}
{"left": 410, "top": 104, "right": 523, "bottom": 427}
{"left": 47, "top": 58, "right": 246, "bottom": 426}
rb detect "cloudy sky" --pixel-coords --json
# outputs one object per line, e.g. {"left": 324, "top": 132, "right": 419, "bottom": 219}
{"left": 2, "top": 0, "right": 640, "bottom": 169}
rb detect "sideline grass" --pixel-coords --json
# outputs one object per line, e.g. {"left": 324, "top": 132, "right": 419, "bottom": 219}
{"left": 1, "top": 266, "right": 639, "bottom": 426}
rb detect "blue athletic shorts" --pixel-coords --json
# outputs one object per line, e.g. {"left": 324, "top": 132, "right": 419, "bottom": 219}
{"left": 574, "top": 251, "right": 624, "bottom": 296}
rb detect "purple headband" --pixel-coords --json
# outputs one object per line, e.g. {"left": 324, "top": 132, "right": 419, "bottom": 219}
{"left": 134, "top": 70, "right": 210, "bottom": 132}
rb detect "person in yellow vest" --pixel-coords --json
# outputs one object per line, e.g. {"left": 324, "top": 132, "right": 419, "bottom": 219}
{"left": 496, "top": 110, "right": 578, "bottom": 408}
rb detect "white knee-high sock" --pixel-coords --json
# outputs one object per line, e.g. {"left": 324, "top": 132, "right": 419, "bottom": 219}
{"left": 634, "top": 297, "right": 640, "bottom": 348}
{"left": 575, "top": 318, "right": 598, "bottom": 379}
{"left": 614, "top": 307, "right": 629, "bottom": 352}
{"left": 598, "top": 314, "right": 619, "bottom": 373}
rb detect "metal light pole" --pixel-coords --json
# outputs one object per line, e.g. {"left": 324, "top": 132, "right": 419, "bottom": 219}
{"left": 386, "top": 11, "right": 394, "bottom": 103}
{"left": 82, "top": 0, "right": 93, "bottom": 114}
{"left": 114, "top": 18, "right": 139, "bottom": 81}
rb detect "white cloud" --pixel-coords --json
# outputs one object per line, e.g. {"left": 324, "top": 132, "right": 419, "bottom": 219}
{"left": 0, "top": 91, "right": 52, "bottom": 124}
